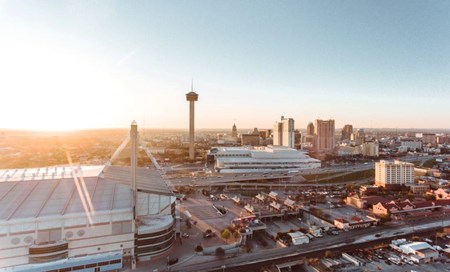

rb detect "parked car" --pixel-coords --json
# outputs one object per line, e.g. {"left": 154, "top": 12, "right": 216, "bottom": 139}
{"left": 203, "top": 231, "right": 216, "bottom": 238}
{"left": 182, "top": 233, "right": 189, "bottom": 238}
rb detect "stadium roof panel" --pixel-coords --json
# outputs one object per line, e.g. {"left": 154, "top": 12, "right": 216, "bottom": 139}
{"left": 0, "top": 165, "right": 172, "bottom": 222}
{"left": 103, "top": 165, "right": 173, "bottom": 196}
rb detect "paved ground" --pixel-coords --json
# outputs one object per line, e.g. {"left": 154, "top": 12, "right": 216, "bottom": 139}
{"left": 189, "top": 205, "right": 221, "bottom": 220}
{"left": 365, "top": 260, "right": 450, "bottom": 272}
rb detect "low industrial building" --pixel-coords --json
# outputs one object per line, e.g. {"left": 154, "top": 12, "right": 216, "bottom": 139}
{"left": 287, "top": 231, "right": 309, "bottom": 245}
{"left": 334, "top": 216, "right": 378, "bottom": 230}
{"left": 208, "top": 145, "right": 321, "bottom": 173}
{"left": 395, "top": 241, "right": 439, "bottom": 263}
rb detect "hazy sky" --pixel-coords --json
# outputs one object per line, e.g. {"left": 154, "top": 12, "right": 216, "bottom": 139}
{"left": 1, "top": 1, "right": 449, "bottom": 130}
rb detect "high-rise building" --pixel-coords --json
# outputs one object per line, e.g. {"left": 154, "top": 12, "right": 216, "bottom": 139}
{"left": 301, "top": 122, "right": 314, "bottom": 148}
{"left": 294, "top": 129, "right": 301, "bottom": 149}
{"left": 341, "top": 124, "right": 353, "bottom": 141}
{"left": 375, "top": 160, "right": 414, "bottom": 188}
{"left": 231, "top": 123, "right": 238, "bottom": 138}
{"left": 273, "top": 116, "right": 295, "bottom": 148}
{"left": 186, "top": 87, "right": 199, "bottom": 161}
{"left": 351, "top": 129, "right": 365, "bottom": 145}
{"left": 306, "top": 122, "right": 315, "bottom": 136}
{"left": 314, "top": 119, "right": 335, "bottom": 152}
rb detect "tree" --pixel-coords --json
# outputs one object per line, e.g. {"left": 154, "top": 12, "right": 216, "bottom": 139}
{"left": 221, "top": 229, "right": 232, "bottom": 241}
{"left": 215, "top": 247, "right": 225, "bottom": 257}
{"left": 324, "top": 250, "right": 333, "bottom": 258}
{"left": 424, "top": 194, "right": 436, "bottom": 201}
{"left": 406, "top": 191, "right": 414, "bottom": 200}
{"left": 194, "top": 244, "right": 203, "bottom": 252}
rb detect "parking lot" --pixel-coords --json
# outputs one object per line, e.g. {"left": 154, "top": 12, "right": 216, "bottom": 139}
{"left": 340, "top": 244, "right": 450, "bottom": 272}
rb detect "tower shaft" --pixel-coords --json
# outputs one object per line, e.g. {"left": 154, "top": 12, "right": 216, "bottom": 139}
{"left": 189, "top": 101, "right": 195, "bottom": 160}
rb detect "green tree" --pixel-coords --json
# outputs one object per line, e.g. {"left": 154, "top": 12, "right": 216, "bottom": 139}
{"left": 406, "top": 191, "right": 414, "bottom": 200}
{"left": 221, "top": 229, "right": 232, "bottom": 241}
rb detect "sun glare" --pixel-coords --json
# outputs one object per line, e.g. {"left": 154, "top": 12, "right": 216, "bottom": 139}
{"left": 0, "top": 30, "right": 127, "bottom": 131}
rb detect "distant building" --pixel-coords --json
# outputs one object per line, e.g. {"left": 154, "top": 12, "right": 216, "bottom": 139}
{"left": 341, "top": 124, "right": 353, "bottom": 141}
{"left": 400, "top": 140, "right": 422, "bottom": 152}
{"left": 208, "top": 145, "right": 321, "bottom": 173}
{"left": 314, "top": 119, "right": 335, "bottom": 153}
{"left": 258, "top": 129, "right": 272, "bottom": 140}
{"left": 306, "top": 122, "right": 314, "bottom": 136}
{"left": 375, "top": 160, "right": 414, "bottom": 188}
{"left": 231, "top": 123, "right": 238, "bottom": 138}
{"left": 422, "top": 133, "right": 436, "bottom": 146}
{"left": 336, "top": 146, "right": 361, "bottom": 156}
{"left": 351, "top": 129, "right": 365, "bottom": 145}
{"left": 301, "top": 123, "right": 314, "bottom": 148}
{"left": 294, "top": 129, "right": 301, "bottom": 149}
{"left": 436, "top": 135, "right": 449, "bottom": 145}
{"left": 273, "top": 116, "right": 295, "bottom": 148}
{"left": 241, "top": 133, "right": 260, "bottom": 146}
{"left": 361, "top": 142, "right": 379, "bottom": 157}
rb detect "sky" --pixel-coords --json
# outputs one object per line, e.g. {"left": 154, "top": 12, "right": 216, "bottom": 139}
{"left": 0, "top": 0, "right": 449, "bottom": 131}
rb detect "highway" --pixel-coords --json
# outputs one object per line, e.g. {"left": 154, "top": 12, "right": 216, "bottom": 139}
{"left": 171, "top": 216, "right": 450, "bottom": 272}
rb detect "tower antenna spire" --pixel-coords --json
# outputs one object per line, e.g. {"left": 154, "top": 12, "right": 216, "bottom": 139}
{"left": 191, "top": 78, "right": 194, "bottom": 92}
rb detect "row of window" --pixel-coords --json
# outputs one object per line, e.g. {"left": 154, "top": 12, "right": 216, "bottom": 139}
{"left": 136, "top": 235, "right": 174, "bottom": 255}
{"left": 136, "top": 232, "right": 174, "bottom": 246}
{"left": 221, "top": 162, "right": 318, "bottom": 165}
{"left": 46, "top": 259, "right": 121, "bottom": 272}
{"left": 135, "top": 224, "right": 174, "bottom": 239}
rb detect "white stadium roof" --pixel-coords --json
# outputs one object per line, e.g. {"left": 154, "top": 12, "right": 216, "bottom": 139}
{"left": 0, "top": 165, "right": 172, "bottom": 223}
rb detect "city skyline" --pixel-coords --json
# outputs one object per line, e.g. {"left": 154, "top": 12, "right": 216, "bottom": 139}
{"left": 1, "top": 1, "right": 450, "bottom": 131}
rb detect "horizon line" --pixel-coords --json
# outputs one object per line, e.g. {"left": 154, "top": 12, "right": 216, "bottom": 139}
{"left": 1, "top": 127, "right": 450, "bottom": 133}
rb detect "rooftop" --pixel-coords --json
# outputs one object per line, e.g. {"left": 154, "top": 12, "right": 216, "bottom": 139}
{"left": 103, "top": 165, "right": 172, "bottom": 196}
{"left": 0, "top": 165, "right": 173, "bottom": 223}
